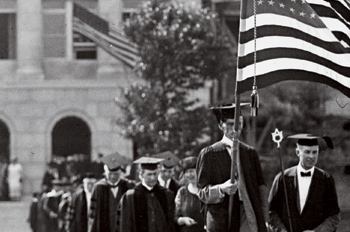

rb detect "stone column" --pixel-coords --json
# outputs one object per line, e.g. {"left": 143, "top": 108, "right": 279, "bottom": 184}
{"left": 97, "top": 0, "right": 124, "bottom": 79}
{"left": 16, "top": 0, "right": 44, "bottom": 80}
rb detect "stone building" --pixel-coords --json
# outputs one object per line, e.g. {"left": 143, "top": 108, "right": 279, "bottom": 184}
{"left": 0, "top": 0, "right": 206, "bottom": 196}
{"left": 0, "top": 0, "right": 149, "bottom": 195}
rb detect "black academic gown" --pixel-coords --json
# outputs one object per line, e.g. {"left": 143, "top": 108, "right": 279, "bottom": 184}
{"left": 269, "top": 166, "right": 341, "bottom": 232}
{"left": 69, "top": 187, "right": 89, "bottom": 232}
{"left": 42, "top": 190, "right": 64, "bottom": 232}
{"left": 169, "top": 178, "right": 181, "bottom": 195}
{"left": 120, "top": 183, "right": 176, "bottom": 232}
{"left": 28, "top": 197, "right": 39, "bottom": 232}
{"left": 196, "top": 141, "right": 269, "bottom": 232}
{"left": 89, "top": 178, "right": 135, "bottom": 232}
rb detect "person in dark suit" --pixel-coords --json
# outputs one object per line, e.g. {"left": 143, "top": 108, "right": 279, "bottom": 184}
{"left": 196, "top": 103, "right": 270, "bottom": 232}
{"left": 89, "top": 153, "right": 135, "bottom": 232}
{"left": 119, "top": 157, "right": 176, "bottom": 232}
{"left": 68, "top": 173, "right": 97, "bottom": 232}
{"left": 268, "top": 134, "right": 341, "bottom": 232}
{"left": 154, "top": 151, "right": 181, "bottom": 196}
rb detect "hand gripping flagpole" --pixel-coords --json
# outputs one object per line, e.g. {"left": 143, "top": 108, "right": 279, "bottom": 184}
{"left": 271, "top": 128, "right": 293, "bottom": 232}
{"left": 228, "top": 94, "right": 240, "bottom": 231}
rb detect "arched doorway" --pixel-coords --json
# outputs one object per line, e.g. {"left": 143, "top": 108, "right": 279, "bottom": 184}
{"left": 0, "top": 120, "right": 10, "bottom": 163}
{"left": 0, "top": 120, "right": 10, "bottom": 200}
{"left": 52, "top": 116, "right": 91, "bottom": 160}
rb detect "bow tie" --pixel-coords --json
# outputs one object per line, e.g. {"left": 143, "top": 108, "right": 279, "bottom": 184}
{"left": 300, "top": 171, "right": 311, "bottom": 177}
{"left": 110, "top": 184, "right": 119, "bottom": 188}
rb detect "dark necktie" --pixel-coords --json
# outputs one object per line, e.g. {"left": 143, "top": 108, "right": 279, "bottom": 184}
{"left": 301, "top": 171, "right": 311, "bottom": 177}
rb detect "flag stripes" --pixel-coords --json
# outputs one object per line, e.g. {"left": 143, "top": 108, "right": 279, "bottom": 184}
{"left": 236, "top": 0, "right": 350, "bottom": 97}
{"left": 308, "top": 0, "right": 350, "bottom": 47}
{"left": 72, "top": 3, "right": 140, "bottom": 68}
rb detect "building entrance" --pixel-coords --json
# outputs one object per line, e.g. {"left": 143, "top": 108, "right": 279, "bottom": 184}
{"left": 51, "top": 116, "right": 91, "bottom": 160}
{"left": 0, "top": 120, "right": 10, "bottom": 164}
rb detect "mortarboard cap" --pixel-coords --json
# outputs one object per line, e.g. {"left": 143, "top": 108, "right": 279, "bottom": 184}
{"left": 288, "top": 134, "right": 333, "bottom": 149}
{"left": 210, "top": 103, "right": 250, "bottom": 123}
{"left": 153, "top": 151, "right": 180, "bottom": 168}
{"left": 134, "top": 157, "right": 164, "bottom": 170}
{"left": 51, "top": 179, "right": 72, "bottom": 186}
{"left": 101, "top": 152, "right": 131, "bottom": 172}
{"left": 83, "top": 172, "right": 96, "bottom": 179}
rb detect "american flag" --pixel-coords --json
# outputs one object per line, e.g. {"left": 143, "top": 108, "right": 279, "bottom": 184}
{"left": 73, "top": 3, "right": 140, "bottom": 69}
{"left": 236, "top": 0, "right": 350, "bottom": 97}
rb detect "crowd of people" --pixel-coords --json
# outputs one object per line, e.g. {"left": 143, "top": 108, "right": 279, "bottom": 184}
{"left": 27, "top": 102, "right": 341, "bottom": 232}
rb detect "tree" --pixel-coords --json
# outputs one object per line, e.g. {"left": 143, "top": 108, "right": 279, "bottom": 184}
{"left": 115, "top": 1, "right": 235, "bottom": 158}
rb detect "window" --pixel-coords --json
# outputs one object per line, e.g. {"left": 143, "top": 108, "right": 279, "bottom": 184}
{"left": 0, "top": 13, "right": 16, "bottom": 59}
{"left": 73, "top": 32, "right": 97, "bottom": 59}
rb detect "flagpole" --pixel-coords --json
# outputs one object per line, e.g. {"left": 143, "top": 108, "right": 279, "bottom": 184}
{"left": 228, "top": 0, "right": 246, "bottom": 227}
{"left": 228, "top": 92, "right": 241, "bottom": 230}
{"left": 272, "top": 129, "right": 293, "bottom": 232}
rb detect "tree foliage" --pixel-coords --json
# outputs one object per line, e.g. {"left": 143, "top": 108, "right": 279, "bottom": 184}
{"left": 116, "top": 1, "right": 233, "bottom": 158}
{"left": 124, "top": 1, "right": 235, "bottom": 90}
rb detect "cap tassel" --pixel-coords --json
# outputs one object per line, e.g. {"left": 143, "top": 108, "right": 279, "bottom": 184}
{"left": 250, "top": 85, "right": 259, "bottom": 117}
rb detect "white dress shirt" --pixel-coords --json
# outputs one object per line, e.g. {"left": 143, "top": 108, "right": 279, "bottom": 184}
{"left": 108, "top": 180, "right": 120, "bottom": 198}
{"left": 85, "top": 190, "right": 92, "bottom": 213}
{"left": 158, "top": 176, "right": 170, "bottom": 188}
{"left": 297, "top": 163, "right": 314, "bottom": 213}
{"left": 142, "top": 181, "right": 154, "bottom": 191}
{"left": 222, "top": 135, "right": 234, "bottom": 157}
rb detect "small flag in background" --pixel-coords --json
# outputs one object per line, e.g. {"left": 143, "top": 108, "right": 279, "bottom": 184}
{"left": 236, "top": 0, "right": 350, "bottom": 97}
{"left": 73, "top": 3, "right": 140, "bottom": 69}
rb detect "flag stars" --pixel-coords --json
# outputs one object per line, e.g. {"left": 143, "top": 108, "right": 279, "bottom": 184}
{"left": 279, "top": 3, "right": 285, "bottom": 8}
{"left": 299, "top": 11, "right": 306, "bottom": 17}
{"left": 290, "top": 8, "right": 296, "bottom": 13}
{"left": 301, "top": 0, "right": 307, "bottom": 4}
{"left": 258, "top": 0, "right": 264, "bottom": 5}
{"left": 268, "top": 0, "right": 275, "bottom": 6}
{"left": 290, "top": 0, "right": 297, "bottom": 3}
{"left": 310, "top": 12, "right": 316, "bottom": 18}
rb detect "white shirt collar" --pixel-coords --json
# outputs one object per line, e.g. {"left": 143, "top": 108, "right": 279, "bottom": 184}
{"left": 221, "top": 135, "right": 233, "bottom": 148}
{"left": 158, "top": 176, "right": 171, "bottom": 188}
{"left": 297, "top": 163, "right": 315, "bottom": 177}
{"left": 107, "top": 179, "right": 120, "bottom": 187}
{"left": 142, "top": 181, "right": 154, "bottom": 191}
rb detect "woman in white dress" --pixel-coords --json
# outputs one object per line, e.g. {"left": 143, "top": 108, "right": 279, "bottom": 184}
{"left": 8, "top": 156, "right": 23, "bottom": 201}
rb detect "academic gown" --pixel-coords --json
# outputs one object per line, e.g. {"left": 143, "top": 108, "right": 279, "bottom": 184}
{"left": 269, "top": 166, "right": 341, "bottom": 232}
{"left": 119, "top": 183, "right": 176, "bottom": 232}
{"left": 42, "top": 190, "right": 64, "bottom": 232}
{"left": 69, "top": 187, "right": 89, "bottom": 232}
{"left": 169, "top": 178, "right": 181, "bottom": 195}
{"left": 89, "top": 178, "right": 135, "bottom": 232}
{"left": 196, "top": 141, "right": 269, "bottom": 232}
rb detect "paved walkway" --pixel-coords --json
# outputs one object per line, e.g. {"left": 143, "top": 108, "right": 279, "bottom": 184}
{"left": 0, "top": 196, "right": 32, "bottom": 232}
{"left": 0, "top": 195, "right": 349, "bottom": 232}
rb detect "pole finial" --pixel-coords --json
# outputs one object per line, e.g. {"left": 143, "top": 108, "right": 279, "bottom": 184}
{"left": 271, "top": 128, "right": 283, "bottom": 148}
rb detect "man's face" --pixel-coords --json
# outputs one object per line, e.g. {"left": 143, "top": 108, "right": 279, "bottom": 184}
{"left": 83, "top": 178, "right": 97, "bottom": 193}
{"left": 107, "top": 170, "right": 122, "bottom": 184}
{"left": 296, "top": 145, "right": 319, "bottom": 170}
{"left": 160, "top": 166, "right": 173, "bottom": 181}
{"left": 220, "top": 117, "right": 243, "bottom": 140}
{"left": 141, "top": 169, "right": 159, "bottom": 187}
